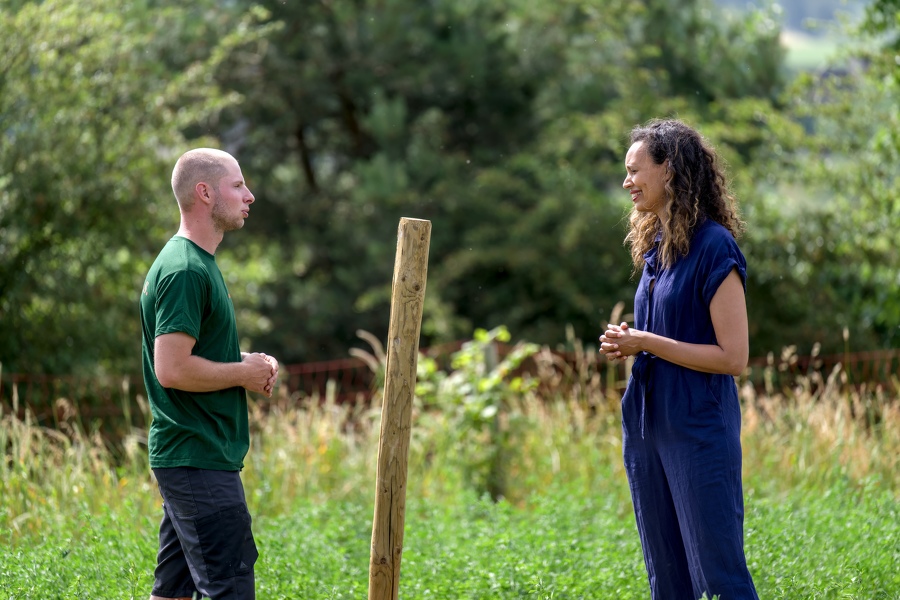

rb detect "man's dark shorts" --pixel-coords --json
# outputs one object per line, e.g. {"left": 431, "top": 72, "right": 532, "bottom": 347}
{"left": 152, "top": 467, "right": 259, "bottom": 599}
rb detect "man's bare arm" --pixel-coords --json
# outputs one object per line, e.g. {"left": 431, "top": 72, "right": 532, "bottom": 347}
{"left": 155, "top": 332, "right": 275, "bottom": 396}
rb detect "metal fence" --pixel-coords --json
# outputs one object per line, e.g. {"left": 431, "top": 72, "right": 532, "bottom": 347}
{"left": 1, "top": 347, "right": 897, "bottom": 428}
{"left": 283, "top": 357, "right": 375, "bottom": 403}
{"left": 744, "top": 348, "right": 900, "bottom": 392}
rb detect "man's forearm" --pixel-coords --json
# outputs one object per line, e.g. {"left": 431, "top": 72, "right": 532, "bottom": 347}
{"left": 157, "top": 354, "right": 247, "bottom": 392}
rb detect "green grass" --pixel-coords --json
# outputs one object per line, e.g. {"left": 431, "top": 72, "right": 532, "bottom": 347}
{"left": 2, "top": 350, "right": 899, "bottom": 598}
{"left": 1, "top": 484, "right": 898, "bottom": 599}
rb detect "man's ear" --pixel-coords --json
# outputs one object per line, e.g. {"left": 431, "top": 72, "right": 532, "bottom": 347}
{"left": 194, "top": 182, "right": 213, "bottom": 206}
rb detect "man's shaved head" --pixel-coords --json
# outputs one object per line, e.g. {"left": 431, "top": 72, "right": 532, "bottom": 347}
{"left": 171, "top": 148, "right": 236, "bottom": 210}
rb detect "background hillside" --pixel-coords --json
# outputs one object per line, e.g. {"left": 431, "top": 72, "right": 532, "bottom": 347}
{"left": 716, "top": 0, "right": 868, "bottom": 70}
{"left": 716, "top": 0, "right": 865, "bottom": 30}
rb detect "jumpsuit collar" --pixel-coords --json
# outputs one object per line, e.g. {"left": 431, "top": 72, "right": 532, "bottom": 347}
{"left": 644, "top": 230, "right": 662, "bottom": 274}
{"left": 643, "top": 246, "right": 658, "bottom": 275}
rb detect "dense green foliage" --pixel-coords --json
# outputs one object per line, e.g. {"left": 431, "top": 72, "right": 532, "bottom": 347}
{"left": 786, "top": 0, "right": 900, "bottom": 348}
{"left": 1, "top": 0, "right": 896, "bottom": 374}
{"left": 0, "top": 0, "right": 271, "bottom": 373}
{"left": 217, "top": 0, "right": 790, "bottom": 363}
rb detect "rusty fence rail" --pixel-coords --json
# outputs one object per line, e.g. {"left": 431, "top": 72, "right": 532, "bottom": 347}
{"left": 745, "top": 348, "right": 900, "bottom": 392}
{"left": 2, "top": 348, "right": 897, "bottom": 427}
{"left": 0, "top": 372, "right": 143, "bottom": 423}
{"left": 283, "top": 357, "right": 375, "bottom": 403}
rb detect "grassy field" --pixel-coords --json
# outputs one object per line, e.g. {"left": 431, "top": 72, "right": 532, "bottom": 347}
{"left": 2, "top": 356, "right": 899, "bottom": 599}
{"left": 3, "top": 485, "right": 898, "bottom": 599}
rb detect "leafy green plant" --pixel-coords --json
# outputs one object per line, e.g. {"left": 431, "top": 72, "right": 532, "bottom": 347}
{"left": 415, "top": 326, "right": 539, "bottom": 500}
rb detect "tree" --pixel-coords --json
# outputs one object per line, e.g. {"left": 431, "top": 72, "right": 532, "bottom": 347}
{"left": 766, "top": 0, "right": 900, "bottom": 352}
{"left": 0, "top": 0, "right": 264, "bottom": 373}
{"left": 214, "top": 0, "right": 792, "bottom": 363}
{"left": 2, "top": 0, "right": 835, "bottom": 374}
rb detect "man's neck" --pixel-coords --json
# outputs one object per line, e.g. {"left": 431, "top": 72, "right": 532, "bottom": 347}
{"left": 176, "top": 221, "right": 223, "bottom": 255}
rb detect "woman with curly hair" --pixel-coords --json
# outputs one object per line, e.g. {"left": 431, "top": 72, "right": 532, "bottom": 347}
{"left": 600, "top": 119, "right": 759, "bottom": 599}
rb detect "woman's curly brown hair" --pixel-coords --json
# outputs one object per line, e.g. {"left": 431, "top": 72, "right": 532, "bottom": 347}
{"left": 624, "top": 119, "right": 744, "bottom": 272}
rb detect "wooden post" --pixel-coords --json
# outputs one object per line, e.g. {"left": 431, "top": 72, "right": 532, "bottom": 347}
{"left": 368, "top": 217, "right": 431, "bottom": 600}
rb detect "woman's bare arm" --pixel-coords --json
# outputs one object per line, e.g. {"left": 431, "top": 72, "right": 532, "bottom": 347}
{"left": 599, "top": 268, "right": 748, "bottom": 376}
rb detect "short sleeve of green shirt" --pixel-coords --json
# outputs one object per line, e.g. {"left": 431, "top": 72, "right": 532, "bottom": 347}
{"left": 154, "top": 269, "right": 207, "bottom": 341}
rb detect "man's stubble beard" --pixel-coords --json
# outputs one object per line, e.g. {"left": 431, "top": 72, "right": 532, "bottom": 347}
{"left": 211, "top": 194, "right": 244, "bottom": 233}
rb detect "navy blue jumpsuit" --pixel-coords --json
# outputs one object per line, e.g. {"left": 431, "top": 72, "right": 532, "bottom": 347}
{"left": 621, "top": 219, "right": 759, "bottom": 600}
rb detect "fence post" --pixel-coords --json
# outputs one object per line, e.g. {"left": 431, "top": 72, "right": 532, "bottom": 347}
{"left": 368, "top": 218, "right": 431, "bottom": 600}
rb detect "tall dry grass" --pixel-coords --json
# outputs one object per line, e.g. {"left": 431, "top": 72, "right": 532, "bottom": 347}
{"left": 740, "top": 362, "right": 900, "bottom": 496}
{"left": 2, "top": 348, "right": 898, "bottom": 542}
{"left": 0, "top": 390, "right": 154, "bottom": 537}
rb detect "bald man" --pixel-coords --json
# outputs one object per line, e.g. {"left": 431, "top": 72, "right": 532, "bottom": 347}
{"left": 140, "top": 148, "right": 277, "bottom": 600}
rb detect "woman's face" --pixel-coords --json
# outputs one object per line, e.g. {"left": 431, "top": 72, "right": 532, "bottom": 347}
{"left": 623, "top": 141, "right": 668, "bottom": 220}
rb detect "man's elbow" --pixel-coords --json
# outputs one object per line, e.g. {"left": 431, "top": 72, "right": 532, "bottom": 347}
{"left": 155, "top": 363, "right": 179, "bottom": 389}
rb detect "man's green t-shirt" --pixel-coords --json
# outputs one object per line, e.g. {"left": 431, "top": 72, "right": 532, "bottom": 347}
{"left": 140, "top": 236, "right": 248, "bottom": 470}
